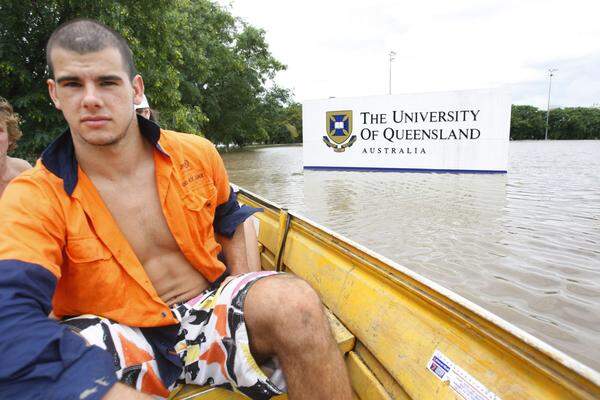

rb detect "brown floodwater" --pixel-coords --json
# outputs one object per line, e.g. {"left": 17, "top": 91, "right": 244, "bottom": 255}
{"left": 221, "top": 140, "right": 600, "bottom": 371}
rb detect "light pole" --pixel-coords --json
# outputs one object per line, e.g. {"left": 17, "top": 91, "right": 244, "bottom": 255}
{"left": 388, "top": 51, "right": 396, "bottom": 95}
{"left": 545, "top": 68, "right": 558, "bottom": 140}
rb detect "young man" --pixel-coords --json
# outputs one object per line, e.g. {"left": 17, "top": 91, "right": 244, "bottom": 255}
{"left": 0, "top": 19, "right": 351, "bottom": 400}
{"left": 0, "top": 98, "right": 32, "bottom": 197}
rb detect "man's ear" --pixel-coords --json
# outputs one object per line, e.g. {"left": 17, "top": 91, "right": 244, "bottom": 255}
{"left": 132, "top": 74, "right": 145, "bottom": 106}
{"left": 47, "top": 79, "right": 61, "bottom": 110}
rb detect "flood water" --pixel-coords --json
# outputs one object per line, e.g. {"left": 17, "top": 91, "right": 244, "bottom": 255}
{"left": 221, "top": 140, "right": 600, "bottom": 371}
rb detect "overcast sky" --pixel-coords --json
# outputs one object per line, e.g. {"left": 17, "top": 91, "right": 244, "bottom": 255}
{"left": 217, "top": 0, "right": 600, "bottom": 108}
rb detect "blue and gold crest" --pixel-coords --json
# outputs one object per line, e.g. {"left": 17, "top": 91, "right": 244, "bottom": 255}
{"left": 323, "top": 110, "right": 356, "bottom": 152}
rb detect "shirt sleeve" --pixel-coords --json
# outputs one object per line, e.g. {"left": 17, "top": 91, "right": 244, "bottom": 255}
{"left": 0, "top": 176, "right": 117, "bottom": 399}
{"left": 208, "top": 143, "right": 262, "bottom": 238}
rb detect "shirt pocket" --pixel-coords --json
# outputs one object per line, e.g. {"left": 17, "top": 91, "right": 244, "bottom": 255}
{"left": 182, "top": 181, "right": 217, "bottom": 211}
{"left": 66, "top": 237, "right": 112, "bottom": 263}
{"left": 182, "top": 182, "right": 218, "bottom": 239}
{"left": 63, "top": 237, "right": 124, "bottom": 312}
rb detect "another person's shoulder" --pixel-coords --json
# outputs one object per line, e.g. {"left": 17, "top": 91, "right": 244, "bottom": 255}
{"left": 0, "top": 162, "right": 64, "bottom": 224}
{"left": 8, "top": 156, "right": 32, "bottom": 175}
{"left": 3, "top": 159, "right": 63, "bottom": 200}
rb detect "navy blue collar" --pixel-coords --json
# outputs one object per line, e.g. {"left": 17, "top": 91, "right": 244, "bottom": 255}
{"left": 41, "top": 115, "right": 162, "bottom": 196}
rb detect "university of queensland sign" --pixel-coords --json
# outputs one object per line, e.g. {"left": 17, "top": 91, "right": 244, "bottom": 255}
{"left": 303, "top": 88, "right": 511, "bottom": 173}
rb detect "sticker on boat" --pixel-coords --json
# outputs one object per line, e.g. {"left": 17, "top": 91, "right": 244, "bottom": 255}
{"left": 427, "top": 349, "right": 501, "bottom": 400}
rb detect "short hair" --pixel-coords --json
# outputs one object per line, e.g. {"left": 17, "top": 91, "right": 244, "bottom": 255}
{"left": 46, "top": 18, "right": 137, "bottom": 79}
{"left": 0, "top": 98, "right": 23, "bottom": 153}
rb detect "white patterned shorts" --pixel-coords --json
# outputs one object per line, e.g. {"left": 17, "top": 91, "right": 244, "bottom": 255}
{"left": 62, "top": 271, "right": 286, "bottom": 399}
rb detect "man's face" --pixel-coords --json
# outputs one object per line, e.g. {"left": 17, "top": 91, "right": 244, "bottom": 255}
{"left": 47, "top": 46, "right": 144, "bottom": 147}
{"left": 0, "top": 119, "right": 8, "bottom": 157}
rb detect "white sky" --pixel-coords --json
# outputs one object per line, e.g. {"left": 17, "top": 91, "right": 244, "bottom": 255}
{"left": 218, "top": 0, "right": 600, "bottom": 108}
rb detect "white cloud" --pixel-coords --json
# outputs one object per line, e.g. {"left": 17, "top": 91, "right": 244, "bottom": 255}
{"left": 218, "top": 0, "right": 600, "bottom": 108}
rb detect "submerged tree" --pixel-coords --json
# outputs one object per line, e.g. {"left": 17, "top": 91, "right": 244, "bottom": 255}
{"left": 510, "top": 105, "right": 545, "bottom": 140}
{"left": 510, "top": 105, "right": 600, "bottom": 140}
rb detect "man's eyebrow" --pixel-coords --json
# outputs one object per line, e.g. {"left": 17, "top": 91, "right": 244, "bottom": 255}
{"left": 56, "top": 76, "right": 81, "bottom": 84}
{"left": 55, "top": 75, "right": 124, "bottom": 84}
{"left": 98, "top": 75, "right": 123, "bottom": 82}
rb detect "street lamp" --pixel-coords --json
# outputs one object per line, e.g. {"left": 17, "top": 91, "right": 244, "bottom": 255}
{"left": 545, "top": 68, "right": 558, "bottom": 140}
{"left": 388, "top": 51, "right": 396, "bottom": 95}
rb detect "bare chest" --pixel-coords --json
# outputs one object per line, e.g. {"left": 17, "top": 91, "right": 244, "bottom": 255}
{"left": 94, "top": 175, "right": 179, "bottom": 266}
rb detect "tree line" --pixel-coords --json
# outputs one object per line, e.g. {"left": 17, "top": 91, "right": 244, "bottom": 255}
{"left": 510, "top": 105, "right": 600, "bottom": 140}
{"left": 1, "top": 2, "right": 597, "bottom": 163}
{"left": 1, "top": 0, "right": 301, "bottom": 162}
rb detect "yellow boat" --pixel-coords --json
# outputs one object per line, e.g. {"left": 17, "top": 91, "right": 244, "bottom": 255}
{"left": 172, "top": 188, "right": 600, "bottom": 400}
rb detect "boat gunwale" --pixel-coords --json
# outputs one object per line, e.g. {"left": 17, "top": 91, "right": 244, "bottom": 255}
{"left": 236, "top": 186, "right": 600, "bottom": 391}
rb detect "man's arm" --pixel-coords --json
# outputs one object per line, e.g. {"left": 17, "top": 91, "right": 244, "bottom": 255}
{"left": 242, "top": 218, "right": 262, "bottom": 271}
{"left": 216, "top": 219, "right": 250, "bottom": 276}
{"left": 208, "top": 143, "right": 262, "bottom": 275}
{"left": 217, "top": 217, "right": 262, "bottom": 274}
{"left": 214, "top": 189, "right": 264, "bottom": 275}
{"left": 0, "top": 176, "right": 118, "bottom": 399}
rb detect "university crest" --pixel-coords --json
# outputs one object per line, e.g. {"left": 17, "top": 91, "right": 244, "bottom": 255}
{"left": 323, "top": 110, "right": 357, "bottom": 152}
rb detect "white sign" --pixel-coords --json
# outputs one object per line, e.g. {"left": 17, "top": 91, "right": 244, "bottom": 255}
{"left": 302, "top": 88, "right": 511, "bottom": 173}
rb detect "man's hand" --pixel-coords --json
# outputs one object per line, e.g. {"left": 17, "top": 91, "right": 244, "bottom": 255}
{"left": 102, "top": 383, "right": 154, "bottom": 399}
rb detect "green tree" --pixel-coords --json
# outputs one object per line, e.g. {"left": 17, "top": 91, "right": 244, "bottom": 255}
{"left": 0, "top": 1, "right": 185, "bottom": 161}
{"left": 189, "top": 18, "right": 287, "bottom": 146}
{"left": 510, "top": 104, "right": 600, "bottom": 140}
{"left": 510, "top": 105, "right": 545, "bottom": 140}
{"left": 0, "top": 0, "right": 294, "bottom": 161}
{"left": 258, "top": 86, "right": 293, "bottom": 144}
{"left": 283, "top": 102, "right": 302, "bottom": 144}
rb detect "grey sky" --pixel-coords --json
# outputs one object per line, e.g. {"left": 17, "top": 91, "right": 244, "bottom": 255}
{"left": 218, "top": 0, "right": 600, "bottom": 108}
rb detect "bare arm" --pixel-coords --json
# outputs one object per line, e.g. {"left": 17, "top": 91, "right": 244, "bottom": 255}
{"left": 9, "top": 156, "right": 32, "bottom": 173}
{"left": 208, "top": 143, "right": 261, "bottom": 274}
{"left": 242, "top": 218, "right": 261, "bottom": 271}
{"left": 216, "top": 222, "right": 250, "bottom": 276}
{"left": 15, "top": 157, "right": 32, "bottom": 171}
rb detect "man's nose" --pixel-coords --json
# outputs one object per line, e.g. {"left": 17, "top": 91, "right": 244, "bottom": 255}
{"left": 81, "top": 83, "right": 103, "bottom": 109}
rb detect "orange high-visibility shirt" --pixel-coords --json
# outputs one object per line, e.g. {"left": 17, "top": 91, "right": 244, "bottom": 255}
{"left": 0, "top": 117, "right": 245, "bottom": 327}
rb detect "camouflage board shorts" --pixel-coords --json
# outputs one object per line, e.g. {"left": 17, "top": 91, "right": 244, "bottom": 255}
{"left": 62, "top": 271, "right": 286, "bottom": 399}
